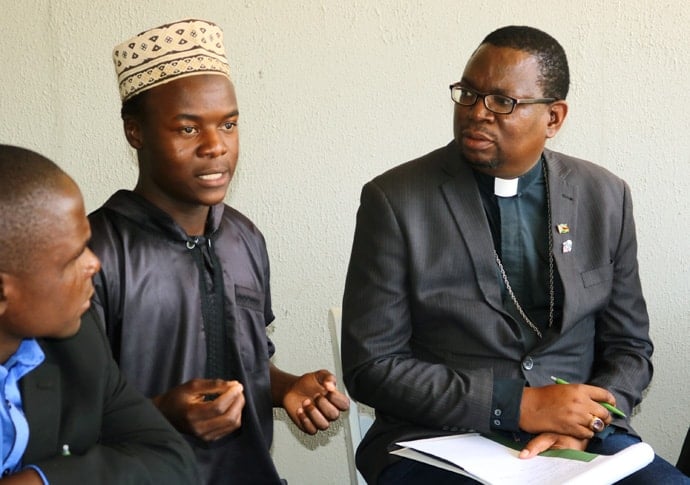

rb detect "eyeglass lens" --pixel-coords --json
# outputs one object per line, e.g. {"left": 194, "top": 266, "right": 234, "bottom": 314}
{"left": 451, "top": 87, "right": 515, "bottom": 114}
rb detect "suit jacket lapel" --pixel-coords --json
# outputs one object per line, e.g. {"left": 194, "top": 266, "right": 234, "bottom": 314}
{"left": 439, "top": 146, "right": 583, "bottom": 332}
{"left": 439, "top": 145, "right": 505, "bottom": 314}
{"left": 544, "top": 149, "right": 580, "bottom": 331}
{"left": 21, "top": 359, "right": 61, "bottom": 460}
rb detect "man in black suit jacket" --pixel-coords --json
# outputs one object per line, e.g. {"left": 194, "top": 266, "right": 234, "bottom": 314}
{"left": 0, "top": 145, "right": 198, "bottom": 484}
{"left": 342, "top": 26, "right": 688, "bottom": 484}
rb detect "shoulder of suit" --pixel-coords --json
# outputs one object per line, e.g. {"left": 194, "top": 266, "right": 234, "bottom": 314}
{"left": 544, "top": 148, "right": 626, "bottom": 185}
{"left": 370, "top": 143, "right": 454, "bottom": 188}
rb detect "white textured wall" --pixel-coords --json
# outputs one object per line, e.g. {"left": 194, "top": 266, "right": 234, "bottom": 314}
{"left": 1, "top": 1, "right": 688, "bottom": 483}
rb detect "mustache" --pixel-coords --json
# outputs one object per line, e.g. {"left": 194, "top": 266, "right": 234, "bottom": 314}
{"left": 461, "top": 128, "right": 494, "bottom": 140}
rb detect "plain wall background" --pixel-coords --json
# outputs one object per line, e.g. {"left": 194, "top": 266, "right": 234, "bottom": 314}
{"left": 1, "top": 1, "right": 688, "bottom": 483}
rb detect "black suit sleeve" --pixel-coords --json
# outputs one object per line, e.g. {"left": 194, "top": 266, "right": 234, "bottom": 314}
{"left": 25, "top": 309, "right": 199, "bottom": 484}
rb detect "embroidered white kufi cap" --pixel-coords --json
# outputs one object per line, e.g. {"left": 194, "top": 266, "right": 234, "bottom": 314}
{"left": 113, "top": 19, "right": 231, "bottom": 103}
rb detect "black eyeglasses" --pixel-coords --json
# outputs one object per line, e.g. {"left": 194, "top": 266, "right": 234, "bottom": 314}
{"left": 449, "top": 83, "right": 557, "bottom": 115}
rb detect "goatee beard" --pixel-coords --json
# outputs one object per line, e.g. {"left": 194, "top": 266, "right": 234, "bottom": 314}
{"left": 464, "top": 158, "right": 503, "bottom": 171}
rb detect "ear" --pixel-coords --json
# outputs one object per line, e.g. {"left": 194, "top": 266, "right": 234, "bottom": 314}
{"left": 123, "top": 116, "right": 144, "bottom": 150}
{"left": 545, "top": 100, "right": 568, "bottom": 139}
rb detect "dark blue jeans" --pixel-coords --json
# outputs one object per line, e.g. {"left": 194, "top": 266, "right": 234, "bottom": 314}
{"left": 378, "top": 431, "right": 690, "bottom": 484}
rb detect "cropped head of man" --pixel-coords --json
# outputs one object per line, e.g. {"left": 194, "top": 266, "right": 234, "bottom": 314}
{"left": 451, "top": 25, "right": 570, "bottom": 178}
{"left": 0, "top": 146, "right": 101, "bottom": 362}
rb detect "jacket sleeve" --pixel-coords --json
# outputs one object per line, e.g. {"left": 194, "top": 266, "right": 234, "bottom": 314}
{"left": 341, "top": 181, "right": 493, "bottom": 432}
{"left": 28, "top": 309, "right": 200, "bottom": 484}
{"left": 587, "top": 180, "right": 653, "bottom": 416}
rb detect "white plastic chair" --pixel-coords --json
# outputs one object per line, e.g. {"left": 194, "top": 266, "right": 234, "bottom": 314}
{"left": 328, "top": 307, "right": 374, "bottom": 485}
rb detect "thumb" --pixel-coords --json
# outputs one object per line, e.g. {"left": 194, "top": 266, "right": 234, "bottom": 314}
{"left": 314, "top": 369, "right": 337, "bottom": 389}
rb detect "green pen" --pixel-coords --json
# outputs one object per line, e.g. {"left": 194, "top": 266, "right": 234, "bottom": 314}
{"left": 550, "top": 376, "right": 627, "bottom": 418}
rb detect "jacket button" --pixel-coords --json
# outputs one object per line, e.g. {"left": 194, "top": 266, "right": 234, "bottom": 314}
{"left": 522, "top": 356, "right": 534, "bottom": 371}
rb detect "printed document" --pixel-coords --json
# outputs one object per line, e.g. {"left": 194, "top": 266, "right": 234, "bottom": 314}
{"left": 391, "top": 433, "right": 654, "bottom": 485}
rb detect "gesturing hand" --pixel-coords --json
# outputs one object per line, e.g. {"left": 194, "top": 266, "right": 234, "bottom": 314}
{"left": 153, "top": 378, "right": 245, "bottom": 441}
{"left": 282, "top": 370, "right": 350, "bottom": 435}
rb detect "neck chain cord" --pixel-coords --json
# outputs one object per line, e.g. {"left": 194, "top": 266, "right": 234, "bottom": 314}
{"left": 493, "top": 164, "right": 554, "bottom": 339}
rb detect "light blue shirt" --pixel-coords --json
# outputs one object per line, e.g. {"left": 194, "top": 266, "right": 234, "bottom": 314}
{"left": 1, "top": 338, "right": 48, "bottom": 483}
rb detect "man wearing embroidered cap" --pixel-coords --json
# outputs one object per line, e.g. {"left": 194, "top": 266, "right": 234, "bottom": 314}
{"left": 90, "top": 19, "right": 349, "bottom": 483}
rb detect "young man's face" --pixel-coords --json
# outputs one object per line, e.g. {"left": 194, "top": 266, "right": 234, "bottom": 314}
{"left": 127, "top": 74, "right": 240, "bottom": 216}
{"left": 0, "top": 177, "right": 100, "bottom": 347}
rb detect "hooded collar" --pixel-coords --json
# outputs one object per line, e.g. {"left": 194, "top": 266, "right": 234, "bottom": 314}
{"left": 102, "top": 190, "right": 225, "bottom": 242}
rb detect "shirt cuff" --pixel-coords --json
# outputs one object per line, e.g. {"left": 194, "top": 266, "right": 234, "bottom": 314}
{"left": 23, "top": 465, "right": 49, "bottom": 485}
{"left": 490, "top": 378, "right": 525, "bottom": 431}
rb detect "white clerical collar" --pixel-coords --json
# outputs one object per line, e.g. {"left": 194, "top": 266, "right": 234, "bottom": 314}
{"left": 494, "top": 177, "right": 519, "bottom": 197}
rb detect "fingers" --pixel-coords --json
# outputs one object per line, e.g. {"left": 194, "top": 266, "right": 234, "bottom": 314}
{"left": 296, "top": 400, "right": 322, "bottom": 435}
{"left": 520, "top": 433, "right": 588, "bottom": 459}
{"left": 570, "top": 410, "right": 611, "bottom": 439}
{"left": 194, "top": 389, "right": 246, "bottom": 441}
{"left": 521, "top": 384, "right": 615, "bottom": 438}
{"left": 587, "top": 386, "right": 617, "bottom": 408}
{"left": 583, "top": 408, "right": 612, "bottom": 435}
{"left": 191, "top": 378, "right": 242, "bottom": 400}
{"left": 311, "top": 371, "right": 350, "bottom": 411}
{"left": 316, "top": 384, "right": 350, "bottom": 414}
{"left": 184, "top": 380, "right": 246, "bottom": 441}
{"left": 313, "top": 369, "right": 333, "bottom": 386}
{"left": 579, "top": 385, "right": 614, "bottom": 437}
{"left": 295, "top": 396, "right": 339, "bottom": 435}
{"left": 291, "top": 391, "right": 350, "bottom": 435}
{"left": 519, "top": 433, "right": 558, "bottom": 458}
{"left": 281, "top": 370, "right": 351, "bottom": 435}
{"left": 589, "top": 416, "right": 605, "bottom": 433}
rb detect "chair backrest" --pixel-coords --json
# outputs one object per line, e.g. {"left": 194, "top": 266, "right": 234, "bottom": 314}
{"left": 677, "top": 426, "right": 690, "bottom": 476}
{"left": 328, "top": 307, "right": 374, "bottom": 485}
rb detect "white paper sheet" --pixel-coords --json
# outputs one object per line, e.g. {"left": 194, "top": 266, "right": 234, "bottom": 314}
{"left": 392, "top": 433, "right": 654, "bottom": 485}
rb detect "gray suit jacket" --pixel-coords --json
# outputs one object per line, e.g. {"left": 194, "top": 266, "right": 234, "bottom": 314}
{"left": 341, "top": 141, "right": 653, "bottom": 483}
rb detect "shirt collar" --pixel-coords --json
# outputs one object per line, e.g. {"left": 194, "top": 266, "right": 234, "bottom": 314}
{"left": 472, "top": 156, "right": 544, "bottom": 198}
{"left": 2, "top": 339, "right": 44, "bottom": 380}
